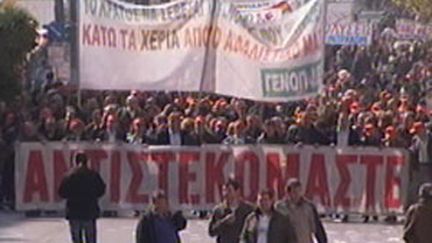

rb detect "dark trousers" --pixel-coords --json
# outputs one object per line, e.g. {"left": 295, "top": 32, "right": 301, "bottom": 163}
{"left": 69, "top": 220, "right": 97, "bottom": 243}
{"left": 1, "top": 153, "right": 15, "bottom": 204}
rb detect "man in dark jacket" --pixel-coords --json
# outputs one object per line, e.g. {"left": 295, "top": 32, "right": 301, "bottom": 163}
{"left": 208, "top": 179, "right": 255, "bottom": 243}
{"left": 96, "top": 114, "right": 126, "bottom": 142}
{"left": 241, "top": 189, "right": 297, "bottom": 243}
{"left": 403, "top": 183, "right": 432, "bottom": 243}
{"left": 135, "top": 190, "right": 187, "bottom": 243}
{"left": 153, "top": 112, "right": 185, "bottom": 145}
{"left": 58, "top": 152, "right": 106, "bottom": 243}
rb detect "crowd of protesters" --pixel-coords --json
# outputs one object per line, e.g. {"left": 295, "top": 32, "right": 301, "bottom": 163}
{"left": 1, "top": 7, "right": 432, "bottom": 214}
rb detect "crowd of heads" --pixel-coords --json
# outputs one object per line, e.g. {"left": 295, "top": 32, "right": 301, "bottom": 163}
{"left": 1, "top": 23, "right": 432, "bottom": 153}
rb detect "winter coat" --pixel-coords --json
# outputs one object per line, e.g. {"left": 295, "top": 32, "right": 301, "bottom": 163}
{"left": 240, "top": 209, "right": 297, "bottom": 243}
{"left": 208, "top": 201, "right": 255, "bottom": 243}
{"left": 403, "top": 199, "right": 432, "bottom": 243}
{"left": 135, "top": 210, "right": 187, "bottom": 243}
{"left": 58, "top": 166, "right": 106, "bottom": 220}
{"left": 275, "top": 198, "right": 327, "bottom": 243}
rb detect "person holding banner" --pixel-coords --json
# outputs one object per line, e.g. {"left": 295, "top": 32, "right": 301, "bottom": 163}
{"left": 154, "top": 112, "right": 185, "bottom": 145}
{"left": 240, "top": 189, "right": 297, "bottom": 243}
{"left": 135, "top": 190, "right": 187, "bottom": 243}
{"left": 208, "top": 179, "right": 254, "bottom": 243}
{"left": 58, "top": 152, "right": 106, "bottom": 243}
{"left": 275, "top": 178, "right": 327, "bottom": 243}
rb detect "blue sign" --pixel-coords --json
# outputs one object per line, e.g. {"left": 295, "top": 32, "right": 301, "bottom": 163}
{"left": 43, "top": 22, "right": 71, "bottom": 42}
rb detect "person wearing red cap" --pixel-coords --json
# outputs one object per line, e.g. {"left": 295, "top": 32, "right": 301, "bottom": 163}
{"left": 64, "top": 119, "right": 86, "bottom": 142}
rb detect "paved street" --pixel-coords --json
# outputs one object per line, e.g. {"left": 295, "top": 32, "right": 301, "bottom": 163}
{"left": 0, "top": 212, "right": 403, "bottom": 243}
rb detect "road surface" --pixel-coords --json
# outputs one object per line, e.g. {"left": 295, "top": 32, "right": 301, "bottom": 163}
{"left": 0, "top": 212, "right": 404, "bottom": 243}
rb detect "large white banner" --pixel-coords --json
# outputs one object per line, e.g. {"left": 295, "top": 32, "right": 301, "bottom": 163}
{"left": 214, "top": 0, "right": 324, "bottom": 101}
{"left": 79, "top": 0, "right": 324, "bottom": 101}
{"left": 16, "top": 143, "right": 408, "bottom": 214}
{"left": 79, "top": 0, "right": 212, "bottom": 91}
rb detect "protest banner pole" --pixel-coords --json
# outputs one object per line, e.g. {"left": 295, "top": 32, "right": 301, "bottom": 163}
{"left": 199, "top": 0, "right": 218, "bottom": 97}
{"left": 320, "top": 0, "right": 327, "bottom": 95}
{"left": 70, "top": 0, "right": 81, "bottom": 108}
